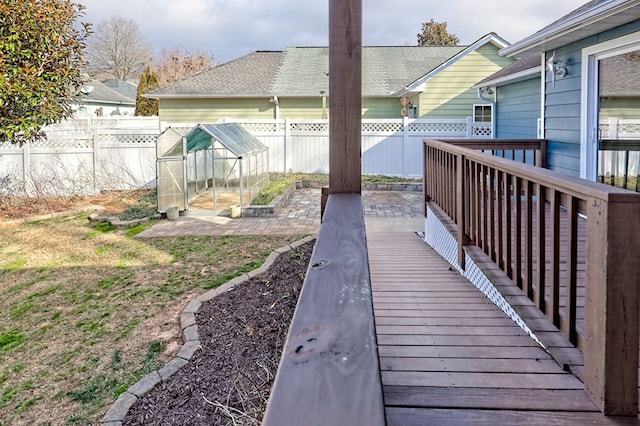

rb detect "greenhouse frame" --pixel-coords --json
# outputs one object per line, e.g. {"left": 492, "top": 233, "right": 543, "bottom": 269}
{"left": 156, "top": 123, "right": 269, "bottom": 216}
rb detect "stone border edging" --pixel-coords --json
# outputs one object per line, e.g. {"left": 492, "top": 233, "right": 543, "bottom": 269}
{"left": 101, "top": 235, "right": 316, "bottom": 425}
{"left": 240, "top": 180, "right": 422, "bottom": 218}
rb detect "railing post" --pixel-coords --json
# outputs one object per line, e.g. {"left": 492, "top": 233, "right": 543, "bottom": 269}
{"left": 584, "top": 195, "right": 640, "bottom": 415}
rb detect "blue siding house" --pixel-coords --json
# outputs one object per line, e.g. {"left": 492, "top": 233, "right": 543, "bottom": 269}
{"left": 478, "top": 0, "right": 640, "bottom": 185}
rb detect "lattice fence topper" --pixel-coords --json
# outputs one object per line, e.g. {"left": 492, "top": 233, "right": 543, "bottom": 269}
{"left": 620, "top": 123, "right": 640, "bottom": 136}
{"left": 100, "top": 133, "right": 157, "bottom": 144}
{"left": 425, "top": 205, "right": 543, "bottom": 348}
{"left": 30, "top": 137, "right": 93, "bottom": 150}
{"left": 408, "top": 121, "right": 466, "bottom": 133}
{"left": 473, "top": 126, "right": 493, "bottom": 137}
{"left": 362, "top": 121, "right": 403, "bottom": 133}
{"left": 0, "top": 140, "right": 21, "bottom": 150}
{"left": 240, "top": 121, "right": 286, "bottom": 133}
{"left": 290, "top": 122, "right": 329, "bottom": 134}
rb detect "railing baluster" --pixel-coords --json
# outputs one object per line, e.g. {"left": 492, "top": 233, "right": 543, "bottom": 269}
{"left": 513, "top": 175, "right": 522, "bottom": 289}
{"left": 470, "top": 160, "right": 477, "bottom": 244}
{"left": 474, "top": 162, "right": 481, "bottom": 248}
{"left": 504, "top": 173, "right": 513, "bottom": 279}
{"left": 497, "top": 169, "right": 504, "bottom": 269}
{"left": 481, "top": 165, "right": 489, "bottom": 254}
{"left": 523, "top": 180, "right": 533, "bottom": 299}
{"left": 548, "top": 190, "right": 561, "bottom": 327}
{"left": 456, "top": 153, "right": 466, "bottom": 269}
{"left": 464, "top": 158, "right": 472, "bottom": 239}
{"left": 489, "top": 167, "right": 496, "bottom": 262}
{"left": 535, "top": 184, "right": 546, "bottom": 312}
{"left": 564, "top": 196, "right": 578, "bottom": 346}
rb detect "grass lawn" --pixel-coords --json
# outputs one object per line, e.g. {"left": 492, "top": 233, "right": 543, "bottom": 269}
{"left": 0, "top": 213, "right": 303, "bottom": 425}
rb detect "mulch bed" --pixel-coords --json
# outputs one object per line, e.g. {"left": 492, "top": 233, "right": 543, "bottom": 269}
{"left": 123, "top": 240, "right": 314, "bottom": 425}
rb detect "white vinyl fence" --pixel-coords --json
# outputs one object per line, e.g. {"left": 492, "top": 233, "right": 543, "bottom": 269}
{"left": 169, "top": 117, "right": 493, "bottom": 177}
{"left": 0, "top": 129, "right": 157, "bottom": 196}
{"left": 1, "top": 117, "right": 492, "bottom": 196}
{"left": 599, "top": 118, "right": 640, "bottom": 180}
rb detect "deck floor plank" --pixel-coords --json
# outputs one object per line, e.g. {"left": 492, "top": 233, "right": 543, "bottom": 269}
{"left": 366, "top": 231, "right": 632, "bottom": 425}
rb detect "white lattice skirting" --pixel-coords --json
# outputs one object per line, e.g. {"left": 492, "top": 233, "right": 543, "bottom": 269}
{"left": 424, "top": 206, "right": 544, "bottom": 348}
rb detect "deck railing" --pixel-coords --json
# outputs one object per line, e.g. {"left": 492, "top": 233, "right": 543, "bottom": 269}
{"left": 423, "top": 138, "right": 640, "bottom": 416}
{"left": 262, "top": 194, "right": 385, "bottom": 426}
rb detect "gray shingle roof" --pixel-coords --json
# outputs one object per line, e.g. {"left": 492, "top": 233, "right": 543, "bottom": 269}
{"left": 149, "top": 46, "right": 466, "bottom": 98}
{"left": 476, "top": 56, "right": 541, "bottom": 86}
{"left": 150, "top": 51, "right": 284, "bottom": 97}
{"left": 538, "top": 0, "right": 608, "bottom": 33}
{"left": 103, "top": 79, "right": 138, "bottom": 101}
{"left": 79, "top": 79, "right": 136, "bottom": 105}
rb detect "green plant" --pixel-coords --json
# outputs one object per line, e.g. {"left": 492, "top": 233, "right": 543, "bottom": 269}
{"left": 0, "top": 2, "right": 90, "bottom": 144}
{"left": 0, "top": 330, "right": 25, "bottom": 352}
{"left": 89, "top": 221, "right": 116, "bottom": 235}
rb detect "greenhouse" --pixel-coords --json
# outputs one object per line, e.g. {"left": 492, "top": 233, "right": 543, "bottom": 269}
{"left": 156, "top": 123, "right": 269, "bottom": 217}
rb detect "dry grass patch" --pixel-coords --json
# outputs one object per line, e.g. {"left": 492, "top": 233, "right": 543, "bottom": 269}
{"left": 0, "top": 214, "right": 302, "bottom": 425}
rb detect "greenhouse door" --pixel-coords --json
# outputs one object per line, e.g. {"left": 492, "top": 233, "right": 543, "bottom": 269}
{"left": 157, "top": 158, "right": 187, "bottom": 212}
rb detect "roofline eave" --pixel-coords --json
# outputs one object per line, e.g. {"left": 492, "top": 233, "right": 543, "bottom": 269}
{"left": 145, "top": 94, "right": 275, "bottom": 100}
{"left": 474, "top": 66, "right": 541, "bottom": 88}
{"left": 405, "top": 33, "right": 511, "bottom": 92}
{"left": 500, "top": 0, "right": 640, "bottom": 57}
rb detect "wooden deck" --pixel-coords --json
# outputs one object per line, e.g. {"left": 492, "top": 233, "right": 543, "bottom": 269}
{"left": 367, "top": 231, "right": 640, "bottom": 425}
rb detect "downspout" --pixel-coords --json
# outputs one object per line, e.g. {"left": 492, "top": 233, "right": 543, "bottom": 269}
{"left": 477, "top": 87, "right": 496, "bottom": 138}
{"left": 270, "top": 96, "right": 280, "bottom": 119}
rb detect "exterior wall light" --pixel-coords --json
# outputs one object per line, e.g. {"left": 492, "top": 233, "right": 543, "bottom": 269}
{"left": 547, "top": 51, "right": 567, "bottom": 87}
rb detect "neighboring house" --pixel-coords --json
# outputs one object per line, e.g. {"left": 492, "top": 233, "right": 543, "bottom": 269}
{"left": 74, "top": 78, "right": 136, "bottom": 117}
{"left": 474, "top": 56, "right": 542, "bottom": 140}
{"left": 147, "top": 33, "right": 513, "bottom": 124}
{"left": 478, "top": 0, "right": 640, "bottom": 181}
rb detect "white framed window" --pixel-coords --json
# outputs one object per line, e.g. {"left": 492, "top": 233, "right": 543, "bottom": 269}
{"left": 473, "top": 104, "right": 492, "bottom": 122}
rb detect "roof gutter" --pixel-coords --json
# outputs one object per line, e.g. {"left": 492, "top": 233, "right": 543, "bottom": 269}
{"left": 269, "top": 96, "right": 280, "bottom": 119}
{"left": 473, "top": 66, "right": 541, "bottom": 88}
{"left": 500, "top": 0, "right": 640, "bottom": 57}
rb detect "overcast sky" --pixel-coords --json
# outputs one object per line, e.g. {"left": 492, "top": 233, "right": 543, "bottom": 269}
{"left": 83, "top": 0, "right": 588, "bottom": 63}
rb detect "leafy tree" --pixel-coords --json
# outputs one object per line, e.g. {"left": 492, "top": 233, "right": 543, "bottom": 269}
{"left": 417, "top": 19, "right": 460, "bottom": 46}
{"left": 85, "top": 15, "right": 153, "bottom": 81}
{"left": 135, "top": 67, "right": 159, "bottom": 116}
{"left": 153, "top": 46, "right": 214, "bottom": 86}
{"left": 0, "top": 0, "right": 90, "bottom": 145}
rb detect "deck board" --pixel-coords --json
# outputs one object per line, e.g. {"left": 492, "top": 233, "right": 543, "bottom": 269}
{"left": 366, "top": 231, "right": 632, "bottom": 424}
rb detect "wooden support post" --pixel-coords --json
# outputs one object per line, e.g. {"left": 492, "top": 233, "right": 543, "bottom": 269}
{"left": 329, "top": 0, "right": 362, "bottom": 195}
{"left": 584, "top": 195, "right": 640, "bottom": 415}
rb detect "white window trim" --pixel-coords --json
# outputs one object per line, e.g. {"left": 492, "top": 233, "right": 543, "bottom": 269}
{"left": 581, "top": 31, "right": 640, "bottom": 180}
{"left": 473, "top": 103, "right": 493, "bottom": 123}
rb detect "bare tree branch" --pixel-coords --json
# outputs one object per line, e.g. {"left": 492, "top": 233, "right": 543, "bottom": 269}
{"left": 152, "top": 46, "right": 214, "bottom": 86}
{"left": 85, "top": 15, "right": 153, "bottom": 81}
